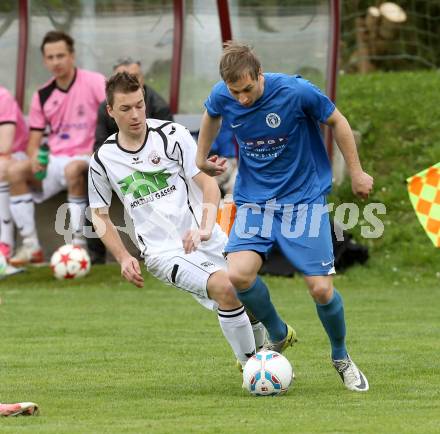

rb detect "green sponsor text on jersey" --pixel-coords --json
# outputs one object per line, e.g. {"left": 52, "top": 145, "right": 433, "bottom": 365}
{"left": 118, "top": 169, "right": 172, "bottom": 199}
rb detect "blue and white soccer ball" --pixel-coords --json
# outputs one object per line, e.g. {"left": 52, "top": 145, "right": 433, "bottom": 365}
{"left": 243, "top": 350, "right": 294, "bottom": 396}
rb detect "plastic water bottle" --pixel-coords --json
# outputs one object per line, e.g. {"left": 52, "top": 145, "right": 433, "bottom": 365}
{"left": 34, "top": 143, "right": 50, "bottom": 181}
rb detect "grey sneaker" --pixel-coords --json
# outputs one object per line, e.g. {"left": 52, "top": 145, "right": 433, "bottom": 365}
{"left": 333, "top": 354, "right": 369, "bottom": 392}
{"left": 264, "top": 324, "right": 298, "bottom": 353}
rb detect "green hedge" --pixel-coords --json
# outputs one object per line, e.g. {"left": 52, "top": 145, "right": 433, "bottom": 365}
{"left": 330, "top": 70, "right": 440, "bottom": 275}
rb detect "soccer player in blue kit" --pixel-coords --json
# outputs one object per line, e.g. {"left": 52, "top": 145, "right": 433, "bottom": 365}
{"left": 196, "top": 42, "right": 373, "bottom": 392}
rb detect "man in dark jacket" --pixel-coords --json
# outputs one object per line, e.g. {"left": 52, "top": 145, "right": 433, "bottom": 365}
{"left": 89, "top": 57, "right": 173, "bottom": 264}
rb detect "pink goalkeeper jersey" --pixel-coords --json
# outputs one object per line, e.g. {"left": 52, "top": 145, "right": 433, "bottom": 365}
{"left": 28, "top": 68, "right": 105, "bottom": 156}
{"left": 0, "top": 86, "right": 28, "bottom": 153}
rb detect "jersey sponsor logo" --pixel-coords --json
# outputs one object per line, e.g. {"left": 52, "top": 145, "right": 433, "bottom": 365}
{"left": 129, "top": 185, "right": 176, "bottom": 209}
{"left": 200, "top": 261, "right": 214, "bottom": 268}
{"left": 148, "top": 151, "right": 161, "bottom": 166}
{"left": 54, "top": 122, "right": 89, "bottom": 136}
{"left": 132, "top": 156, "right": 143, "bottom": 165}
{"left": 77, "top": 104, "right": 85, "bottom": 117}
{"left": 266, "top": 112, "right": 281, "bottom": 128}
{"left": 118, "top": 169, "right": 172, "bottom": 199}
{"left": 231, "top": 122, "right": 243, "bottom": 129}
{"left": 244, "top": 137, "right": 287, "bottom": 148}
{"left": 243, "top": 136, "right": 288, "bottom": 158}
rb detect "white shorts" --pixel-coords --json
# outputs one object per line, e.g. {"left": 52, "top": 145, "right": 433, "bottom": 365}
{"left": 32, "top": 154, "right": 90, "bottom": 203}
{"left": 145, "top": 227, "right": 228, "bottom": 311}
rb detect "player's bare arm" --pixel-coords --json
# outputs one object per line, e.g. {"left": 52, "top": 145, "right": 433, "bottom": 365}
{"left": 91, "top": 207, "right": 144, "bottom": 288}
{"left": 26, "top": 130, "right": 45, "bottom": 174}
{"left": 0, "top": 123, "right": 16, "bottom": 155}
{"left": 182, "top": 172, "right": 221, "bottom": 254}
{"left": 326, "top": 108, "right": 374, "bottom": 199}
{"left": 196, "top": 110, "right": 227, "bottom": 177}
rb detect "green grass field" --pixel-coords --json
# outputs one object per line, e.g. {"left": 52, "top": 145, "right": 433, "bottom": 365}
{"left": 1, "top": 264, "right": 439, "bottom": 433}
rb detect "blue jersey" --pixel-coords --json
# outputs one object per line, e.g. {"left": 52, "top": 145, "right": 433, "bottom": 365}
{"left": 210, "top": 122, "right": 237, "bottom": 158}
{"left": 204, "top": 73, "right": 335, "bottom": 205}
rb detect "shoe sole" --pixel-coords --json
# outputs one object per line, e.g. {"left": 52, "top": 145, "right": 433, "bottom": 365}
{"left": 9, "top": 250, "right": 44, "bottom": 267}
{"left": 9, "top": 259, "right": 45, "bottom": 267}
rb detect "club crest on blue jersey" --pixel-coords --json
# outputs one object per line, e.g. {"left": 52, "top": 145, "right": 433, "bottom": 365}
{"left": 266, "top": 112, "right": 281, "bottom": 128}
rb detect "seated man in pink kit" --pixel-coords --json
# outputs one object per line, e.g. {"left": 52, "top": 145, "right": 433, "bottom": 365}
{"left": 6, "top": 30, "right": 105, "bottom": 266}
{"left": 0, "top": 86, "right": 29, "bottom": 259}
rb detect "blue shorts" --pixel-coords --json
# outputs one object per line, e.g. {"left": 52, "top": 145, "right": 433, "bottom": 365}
{"left": 225, "top": 195, "right": 335, "bottom": 276}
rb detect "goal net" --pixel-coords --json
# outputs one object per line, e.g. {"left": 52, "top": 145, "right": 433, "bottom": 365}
{"left": 341, "top": 0, "right": 440, "bottom": 72}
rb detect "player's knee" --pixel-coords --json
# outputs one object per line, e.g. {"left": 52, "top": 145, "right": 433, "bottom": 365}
{"left": 207, "top": 272, "right": 240, "bottom": 308}
{"left": 0, "top": 159, "right": 8, "bottom": 180}
{"left": 7, "top": 160, "right": 30, "bottom": 184}
{"left": 64, "top": 160, "right": 87, "bottom": 182}
{"left": 308, "top": 283, "right": 333, "bottom": 304}
{"left": 228, "top": 269, "right": 255, "bottom": 290}
{"left": 213, "top": 283, "right": 240, "bottom": 308}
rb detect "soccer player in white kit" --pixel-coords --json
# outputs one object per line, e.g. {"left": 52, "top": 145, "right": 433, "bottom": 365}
{"left": 88, "top": 72, "right": 261, "bottom": 369}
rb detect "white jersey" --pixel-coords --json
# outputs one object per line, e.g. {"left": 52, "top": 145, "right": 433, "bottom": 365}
{"left": 88, "top": 119, "right": 222, "bottom": 256}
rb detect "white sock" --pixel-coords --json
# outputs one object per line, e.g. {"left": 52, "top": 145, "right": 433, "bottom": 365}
{"left": 217, "top": 305, "right": 256, "bottom": 367}
{"left": 9, "top": 193, "right": 39, "bottom": 248}
{"left": 68, "top": 195, "right": 87, "bottom": 245}
{"left": 251, "top": 320, "right": 267, "bottom": 351}
{"left": 0, "top": 182, "right": 14, "bottom": 247}
{"left": 244, "top": 309, "right": 267, "bottom": 351}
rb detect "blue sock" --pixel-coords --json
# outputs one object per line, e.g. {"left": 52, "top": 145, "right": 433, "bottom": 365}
{"left": 236, "top": 277, "right": 287, "bottom": 342}
{"left": 316, "top": 288, "right": 347, "bottom": 360}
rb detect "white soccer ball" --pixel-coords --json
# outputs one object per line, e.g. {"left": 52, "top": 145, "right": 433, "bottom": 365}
{"left": 243, "top": 350, "right": 294, "bottom": 396}
{"left": 50, "top": 244, "right": 91, "bottom": 280}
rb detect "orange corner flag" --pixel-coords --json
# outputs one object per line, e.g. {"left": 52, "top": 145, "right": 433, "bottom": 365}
{"left": 407, "top": 162, "right": 440, "bottom": 247}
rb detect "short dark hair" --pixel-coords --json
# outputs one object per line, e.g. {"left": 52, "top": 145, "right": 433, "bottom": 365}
{"left": 40, "top": 30, "right": 75, "bottom": 54}
{"left": 113, "top": 56, "right": 141, "bottom": 71}
{"left": 106, "top": 72, "right": 143, "bottom": 107}
{"left": 219, "top": 41, "right": 261, "bottom": 83}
